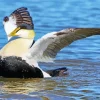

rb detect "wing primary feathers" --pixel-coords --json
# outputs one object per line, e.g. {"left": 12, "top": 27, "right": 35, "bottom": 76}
{"left": 13, "top": 7, "right": 27, "bottom": 13}
{"left": 10, "top": 7, "right": 34, "bottom": 29}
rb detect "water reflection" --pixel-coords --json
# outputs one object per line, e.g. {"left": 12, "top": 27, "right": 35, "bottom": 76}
{"left": 0, "top": 78, "right": 57, "bottom": 94}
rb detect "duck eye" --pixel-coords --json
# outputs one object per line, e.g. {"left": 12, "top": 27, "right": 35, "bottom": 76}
{"left": 4, "top": 16, "right": 9, "bottom": 22}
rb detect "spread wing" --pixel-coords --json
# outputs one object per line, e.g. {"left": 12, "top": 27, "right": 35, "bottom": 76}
{"left": 10, "top": 7, "right": 33, "bottom": 29}
{"left": 3, "top": 7, "right": 34, "bottom": 35}
{"left": 24, "top": 28, "right": 100, "bottom": 62}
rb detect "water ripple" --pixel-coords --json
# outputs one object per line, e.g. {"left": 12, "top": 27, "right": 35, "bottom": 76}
{"left": 0, "top": 0, "right": 100, "bottom": 99}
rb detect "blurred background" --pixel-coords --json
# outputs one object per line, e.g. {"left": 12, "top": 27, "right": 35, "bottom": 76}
{"left": 0, "top": 0, "right": 100, "bottom": 100}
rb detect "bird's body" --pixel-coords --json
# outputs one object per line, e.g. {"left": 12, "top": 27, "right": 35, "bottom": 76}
{"left": 0, "top": 56, "right": 68, "bottom": 78}
{"left": 0, "top": 28, "right": 100, "bottom": 78}
{"left": 0, "top": 56, "right": 43, "bottom": 78}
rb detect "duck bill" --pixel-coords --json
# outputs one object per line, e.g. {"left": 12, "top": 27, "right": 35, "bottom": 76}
{"left": 8, "top": 27, "right": 21, "bottom": 37}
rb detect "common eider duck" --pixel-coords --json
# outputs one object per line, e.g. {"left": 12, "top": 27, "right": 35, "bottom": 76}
{"left": 0, "top": 7, "right": 100, "bottom": 78}
{"left": 0, "top": 28, "right": 100, "bottom": 78}
{"left": 0, "top": 7, "right": 68, "bottom": 78}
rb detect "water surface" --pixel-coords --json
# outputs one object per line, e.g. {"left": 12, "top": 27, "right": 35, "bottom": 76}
{"left": 0, "top": 0, "right": 100, "bottom": 100}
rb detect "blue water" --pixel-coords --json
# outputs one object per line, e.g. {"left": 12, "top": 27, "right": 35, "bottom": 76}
{"left": 0, "top": 0, "right": 100, "bottom": 100}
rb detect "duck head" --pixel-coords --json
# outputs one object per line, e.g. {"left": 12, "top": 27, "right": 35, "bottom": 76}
{"left": 3, "top": 7, "right": 35, "bottom": 40}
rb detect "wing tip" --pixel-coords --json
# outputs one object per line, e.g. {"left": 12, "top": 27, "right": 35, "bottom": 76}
{"left": 14, "top": 7, "right": 28, "bottom": 12}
